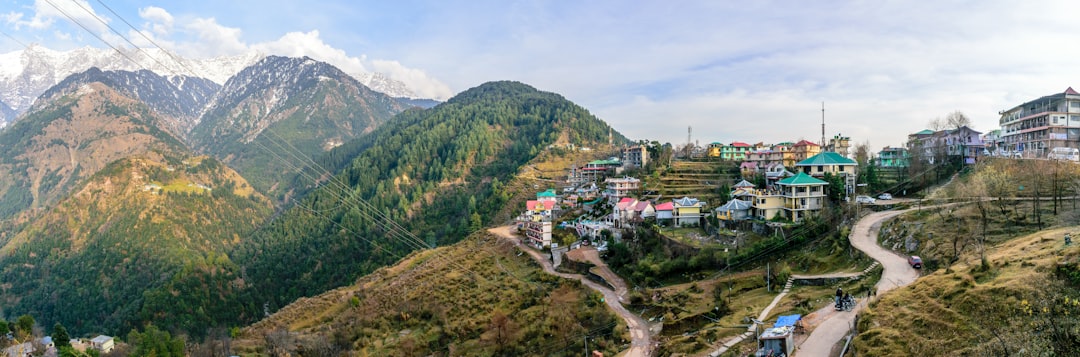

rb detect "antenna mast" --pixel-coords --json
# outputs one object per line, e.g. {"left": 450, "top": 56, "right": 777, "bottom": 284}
{"left": 821, "top": 102, "right": 826, "bottom": 148}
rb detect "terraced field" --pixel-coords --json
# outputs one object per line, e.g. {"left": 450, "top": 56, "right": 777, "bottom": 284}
{"left": 645, "top": 159, "right": 739, "bottom": 206}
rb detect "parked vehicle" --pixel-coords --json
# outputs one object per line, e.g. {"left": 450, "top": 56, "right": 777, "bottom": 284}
{"left": 878, "top": 193, "right": 893, "bottom": 200}
{"left": 855, "top": 195, "right": 876, "bottom": 204}
{"left": 908, "top": 255, "right": 922, "bottom": 269}
{"left": 1048, "top": 147, "right": 1080, "bottom": 162}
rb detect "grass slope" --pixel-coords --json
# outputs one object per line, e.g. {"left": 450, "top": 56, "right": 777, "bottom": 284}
{"left": 234, "top": 232, "right": 626, "bottom": 356}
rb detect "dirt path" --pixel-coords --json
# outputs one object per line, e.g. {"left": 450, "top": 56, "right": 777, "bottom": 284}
{"left": 565, "top": 247, "right": 630, "bottom": 302}
{"left": 794, "top": 209, "right": 921, "bottom": 356}
{"left": 489, "top": 226, "right": 653, "bottom": 357}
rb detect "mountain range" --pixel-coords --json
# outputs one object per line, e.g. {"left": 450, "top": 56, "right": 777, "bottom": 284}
{"left": 0, "top": 45, "right": 625, "bottom": 340}
{"left": 0, "top": 45, "right": 431, "bottom": 127}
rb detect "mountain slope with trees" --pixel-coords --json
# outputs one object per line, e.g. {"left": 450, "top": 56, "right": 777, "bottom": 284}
{"left": 0, "top": 155, "right": 273, "bottom": 336}
{"left": 230, "top": 80, "right": 626, "bottom": 318}
{"left": 0, "top": 80, "right": 189, "bottom": 220}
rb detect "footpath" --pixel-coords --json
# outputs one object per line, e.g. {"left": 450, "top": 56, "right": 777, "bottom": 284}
{"left": 489, "top": 226, "right": 653, "bottom": 357}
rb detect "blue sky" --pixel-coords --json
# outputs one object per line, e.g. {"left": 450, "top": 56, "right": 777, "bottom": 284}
{"left": 5, "top": 0, "right": 1080, "bottom": 152}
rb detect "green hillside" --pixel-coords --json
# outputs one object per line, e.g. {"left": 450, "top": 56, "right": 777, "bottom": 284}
{"left": 230, "top": 80, "right": 626, "bottom": 317}
{"left": 0, "top": 155, "right": 273, "bottom": 336}
{"left": 0, "top": 82, "right": 187, "bottom": 219}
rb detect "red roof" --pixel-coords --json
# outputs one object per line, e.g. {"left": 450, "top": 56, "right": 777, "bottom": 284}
{"left": 527, "top": 200, "right": 555, "bottom": 211}
{"left": 655, "top": 202, "right": 674, "bottom": 211}
{"left": 731, "top": 141, "right": 751, "bottom": 147}
{"left": 618, "top": 197, "right": 635, "bottom": 204}
{"left": 1067, "top": 87, "right": 1080, "bottom": 95}
{"left": 793, "top": 140, "right": 820, "bottom": 147}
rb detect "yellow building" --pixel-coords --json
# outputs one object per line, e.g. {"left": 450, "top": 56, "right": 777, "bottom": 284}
{"left": 672, "top": 196, "right": 706, "bottom": 226}
{"left": 792, "top": 140, "right": 821, "bottom": 162}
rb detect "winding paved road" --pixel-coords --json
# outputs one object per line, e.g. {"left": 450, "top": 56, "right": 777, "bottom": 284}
{"left": 489, "top": 226, "right": 652, "bottom": 357}
{"left": 794, "top": 208, "right": 922, "bottom": 356}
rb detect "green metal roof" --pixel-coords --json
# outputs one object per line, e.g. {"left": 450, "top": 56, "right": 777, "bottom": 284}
{"left": 795, "top": 151, "right": 857, "bottom": 166}
{"left": 913, "top": 129, "right": 935, "bottom": 135}
{"left": 778, "top": 172, "right": 828, "bottom": 185}
{"left": 537, "top": 189, "right": 557, "bottom": 197}
{"left": 588, "top": 159, "right": 621, "bottom": 166}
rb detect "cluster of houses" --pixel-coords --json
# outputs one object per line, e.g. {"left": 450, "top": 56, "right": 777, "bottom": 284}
{"left": 517, "top": 138, "right": 868, "bottom": 247}
{"left": 716, "top": 150, "right": 858, "bottom": 224}
{"left": 3, "top": 335, "right": 113, "bottom": 357}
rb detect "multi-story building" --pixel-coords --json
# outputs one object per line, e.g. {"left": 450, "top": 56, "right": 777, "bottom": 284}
{"left": 795, "top": 151, "right": 858, "bottom": 194}
{"left": 942, "top": 126, "right": 984, "bottom": 164}
{"left": 792, "top": 140, "right": 821, "bottom": 162}
{"left": 621, "top": 144, "right": 649, "bottom": 168}
{"left": 672, "top": 196, "right": 707, "bottom": 226}
{"left": 771, "top": 142, "right": 796, "bottom": 167}
{"left": 876, "top": 147, "right": 909, "bottom": 168}
{"left": 777, "top": 172, "right": 828, "bottom": 222}
{"left": 999, "top": 87, "right": 1080, "bottom": 157}
{"left": 721, "top": 142, "right": 752, "bottom": 161}
{"left": 825, "top": 133, "right": 851, "bottom": 158}
{"left": 981, "top": 129, "right": 1003, "bottom": 155}
{"left": 746, "top": 149, "right": 772, "bottom": 170}
{"left": 523, "top": 220, "right": 553, "bottom": 248}
{"left": 605, "top": 176, "right": 640, "bottom": 200}
{"left": 907, "top": 126, "right": 983, "bottom": 165}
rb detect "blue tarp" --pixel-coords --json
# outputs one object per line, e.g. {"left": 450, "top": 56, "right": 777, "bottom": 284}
{"left": 773, "top": 314, "right": 801, "bottom": 328}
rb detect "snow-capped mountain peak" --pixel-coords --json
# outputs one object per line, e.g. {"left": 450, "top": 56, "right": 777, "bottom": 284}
{"left": 0, "top": 45, "right": 432, "bottom": 128}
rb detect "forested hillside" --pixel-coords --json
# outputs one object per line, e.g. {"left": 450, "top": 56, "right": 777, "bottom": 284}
{"left": 0, "top": 155, "right": 273, "bottom": 336}
{"left": 231, "top": 80, "right": 626, "bottom": 316}
{"left": 0, "top": 81, "right": 187, "bottom": 220}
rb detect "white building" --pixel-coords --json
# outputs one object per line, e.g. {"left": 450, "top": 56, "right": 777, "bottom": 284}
{"left": 90, "top": 335, "right": 114, "bottom": 353}
{"left": 999, "top": 87, "right": 1080, "bottom": 157}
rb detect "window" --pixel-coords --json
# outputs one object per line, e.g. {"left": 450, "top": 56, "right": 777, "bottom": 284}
{"left": 817, "top": 165, "right": 824, "bottom": 172}
{"left": 1072, "top": 101, "right": 1079, "bottom": 108}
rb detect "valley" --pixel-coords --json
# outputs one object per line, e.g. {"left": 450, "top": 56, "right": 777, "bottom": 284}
{"left": 1, "top": 50, "right": 1079, "bottom": 357}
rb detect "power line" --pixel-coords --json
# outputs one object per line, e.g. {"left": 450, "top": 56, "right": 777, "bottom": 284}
{"left": 92, "top": 0, "right": 207, "bottom": 79}
{"left": 0, "top": 28, "right": 29, "bottom": 48}
{"left": 42, "top": 0, "right": 143, "bottom": 70}
{"left": 64, "top": 0, "right": 180, "bottom": 75}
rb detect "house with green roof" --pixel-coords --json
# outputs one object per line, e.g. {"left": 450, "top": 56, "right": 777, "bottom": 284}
{"left": 776, "top": 172, "right": 828, "bottom": 222}
{"left": 795, "top": 151, "right": 858, "bottom": 197}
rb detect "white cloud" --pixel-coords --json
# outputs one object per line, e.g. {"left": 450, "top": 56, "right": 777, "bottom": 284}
{"left": 181, "top": 17, "right": 247, "bottom": 56}
{"left": 137, "top": 14, "right": 453, "bottom": 99}
{"left": 367, "top": 60, "right": 453, "bottom": 100}
{"left": 138, "top": 6, "right": 173, "bottom": 36}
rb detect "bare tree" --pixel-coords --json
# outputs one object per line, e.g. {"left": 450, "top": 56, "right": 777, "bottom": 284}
{"left": 945, "top": 110, "right": 972, "bottom": 130}
{"left": 854, "top": 141, "right": 871, "bottom": 166}
{"left": 962, "top": 171, "right": 990, "bottom": 269}
{"left": 482, "top": 309, "right": 520, "bottom": 352}
{"left": 264, "top": 328, "right": 294, "bottom": 357}
{"left": 927, "top": 117, "right": 946, "bottom": 131}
